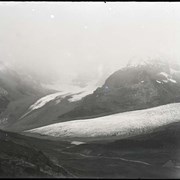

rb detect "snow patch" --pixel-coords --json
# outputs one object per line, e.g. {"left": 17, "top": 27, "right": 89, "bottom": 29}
{"left": 159, "top": 72, "right": 177, "bottom": 83}
{"left": 169, "top": 79, "right": 177, "bottom": 83}
{"left": 159, "top": 72, "right": 169, "bottom": 78}
{"left": 71, "top": 141, "right": 85, "bottom": 145}
{"left": 156, "top": 80, "right": 161, "bottom": 84}
{"left": 162, "top": 80, "right": 168, "bottom": 83}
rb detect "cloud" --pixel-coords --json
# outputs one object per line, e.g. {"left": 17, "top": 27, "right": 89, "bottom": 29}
{"left": 0, "top": 2, "right": 179, "bottom": 83}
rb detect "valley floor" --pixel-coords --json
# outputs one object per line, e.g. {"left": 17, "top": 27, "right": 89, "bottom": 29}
{"left": 19, "top": 121, "right": 180, "bottom": 178}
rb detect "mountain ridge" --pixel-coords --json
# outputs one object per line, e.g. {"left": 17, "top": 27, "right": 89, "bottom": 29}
{"left": 57, "top": 59, "right": 180, "bottom": 121}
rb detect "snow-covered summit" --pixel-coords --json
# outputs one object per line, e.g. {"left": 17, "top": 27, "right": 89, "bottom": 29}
{"left": 127, "top": 57, "right": 178, "bottom": 71}
{"left": 126, "top": 58, "right": 150, "bottom": 67}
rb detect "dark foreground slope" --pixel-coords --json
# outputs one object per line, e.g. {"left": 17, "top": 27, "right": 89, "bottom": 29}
{"left": 0, "top": 61, "right": 56, "bottom": 131}
{"left": 0, "top": 130, "right": 71, "bottom": 178}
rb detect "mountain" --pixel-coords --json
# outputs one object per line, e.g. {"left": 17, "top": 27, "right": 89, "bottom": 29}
{"left": 1, "top": 59, "right": 180, "bottom": 178}
{"left": 3, "top": 59, "right": 180, "bottom": 132}
{"left": 58, "top": 59, "right": 180, "bottom": 121}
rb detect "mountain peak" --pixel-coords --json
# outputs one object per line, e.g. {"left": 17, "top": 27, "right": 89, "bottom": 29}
{"left": 126, "top": 58, "right": 150, "bottom": 67}
{"left": 126, "top": 58, "right": 170, "bottom": 68}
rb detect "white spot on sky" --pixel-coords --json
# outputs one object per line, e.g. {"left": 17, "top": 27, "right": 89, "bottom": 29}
{"left": 32, "top": 8, "right": 35, "bottom": 12}
{"left": 84, "top": 25, "right": 88, "bottom": 29}
{"left": 50, "top": 14, "right": 55, "bottom": 19}
{"left": 109, "top": 7, "right": 112, "bottom": 11}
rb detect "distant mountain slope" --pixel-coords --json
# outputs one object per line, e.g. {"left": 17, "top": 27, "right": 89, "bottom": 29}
{"left": 26, "top": 103, "right": 180, "bottom": 141}
{"left": 0, "top": 61, "right": 55, "bottom": 130}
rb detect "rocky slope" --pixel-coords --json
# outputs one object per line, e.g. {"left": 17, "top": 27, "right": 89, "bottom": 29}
{"left": 0, "top": 130, "right": 70, "bottom": 178}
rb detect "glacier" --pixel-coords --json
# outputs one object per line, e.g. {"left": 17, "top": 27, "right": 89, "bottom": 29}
{"left": 26, "top": 103, "right": 180, "bottom": 140}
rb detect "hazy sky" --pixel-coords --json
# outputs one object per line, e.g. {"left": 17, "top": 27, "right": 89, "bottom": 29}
{"left": 0, "top": 2, "right": 180, "bottom": 83}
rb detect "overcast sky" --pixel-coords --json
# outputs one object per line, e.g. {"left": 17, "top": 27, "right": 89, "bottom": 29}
{"left": 0, "top": 2, "right": 180, "bottom": 83}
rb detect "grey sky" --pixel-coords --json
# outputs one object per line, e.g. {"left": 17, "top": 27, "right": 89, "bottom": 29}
{"left": 0, "top": 2, "right": 180, "bottom": 83}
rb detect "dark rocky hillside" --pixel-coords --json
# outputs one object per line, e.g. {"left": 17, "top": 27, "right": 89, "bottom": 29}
{"left": 0, "top": 130, "right": 71, "bottom": 178}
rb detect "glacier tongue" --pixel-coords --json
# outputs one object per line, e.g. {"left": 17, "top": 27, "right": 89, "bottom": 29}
{"left": 41, "top": 80, "right": 98, "bottom": 103}
{"left": 20, "top": 81, "right": 98, "bottom": 119}
{"left": 19, "top": 92, "right": 69, "bottom": 119}
{"left": 26, "top": 103, "right": 180, "bottom": 140}
{"left": 29, "top": 92, "right": 68, "bottom": 111}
